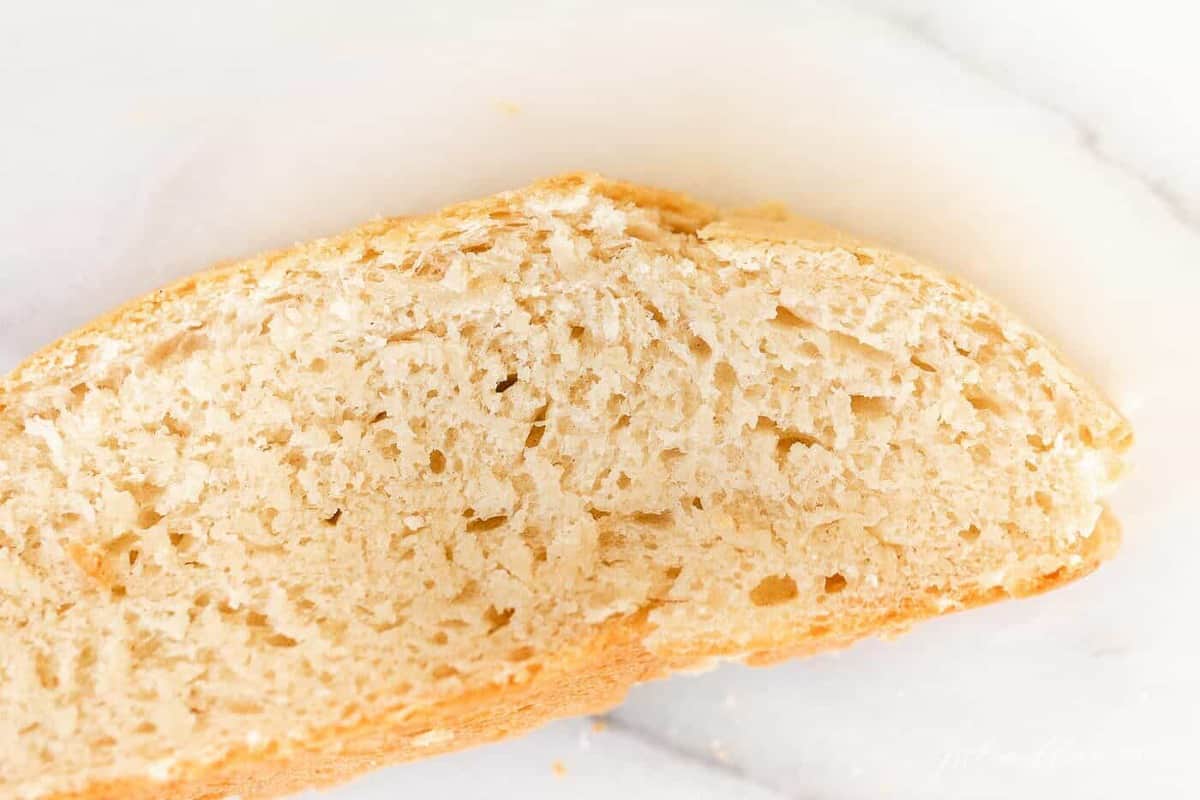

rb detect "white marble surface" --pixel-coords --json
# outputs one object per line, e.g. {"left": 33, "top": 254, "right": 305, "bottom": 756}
{"left": 2, "top": 2, "right": 1198, "bottom": 798}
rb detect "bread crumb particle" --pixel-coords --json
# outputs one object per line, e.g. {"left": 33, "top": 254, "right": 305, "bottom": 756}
{"left": 552, "top": 760, "right": 567, "bottom": 777}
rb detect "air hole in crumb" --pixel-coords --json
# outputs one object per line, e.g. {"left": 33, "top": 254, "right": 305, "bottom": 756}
{"left": 110, "top": 585, "right": 127, "bottom": 598}
{"left": 145, "top": 330, "right": 208, "bottom": 367}
{"left": 370, "top": 411, "right": 389, "bottom": 424}
{"left": 495, "top": 373, "right": 518, "bottom": 393}
{"left": 850, "top": 395, "right": 889, "bottom": 419}
{"left": 430, "top": 631, "right": 449, "bottom": 646}
{"left": 963, "top": 386, "right": 1006, "bottom": 415}
{"left": 597, "top": 529, "right": 624, "bottom": 551}
{"left": 247, "top": 611, "right": 269, "bottom": 628}
{"left": 162, "top": 413, "right": 190, "bottom": 437}
{"left": 429, "top": 450, "right": 446, "bottom": 474}
{"left": 632, "top": 511, "right": 673, "bottom": 527}
{"left": 959, "top": 525, "right": 981, "bottom": 543}
{"left": 823, "top": 573, "right": 848, "bottom": 594}
{"left": 660, "top": 448, "right": 684, "bottom": 463}
{"left": 507, "top": 646, "right": 535, "bottom": 662}
{"left": 1078, "top": 426, "right": 1095, "bottom": 447}
{"left": 605, "top": 393, "right": 625, "bottom": 416}
{"left": 854, "top": 252, "right": 875, "bottom": 266}
{"left": 615, "top": 414, "right": 630, "bottom": 429}
{"left": 525, "top": 425, "right": 546, "bottom": 448}
{"left": 432, "top": 665, "right": 460, "bottom": 679}
{"left": 1027, "top": 433, "right": 1053, "bottom": 452}
{"left": 451, "top": 581, "right": 479, "bottom": 604}
{"left": 688, "top": 336, "right": 712, "bottom": 359}
{"left": 522, "top": 528, "right": 548, "bottom": 563}
{"left": 691, "top": 496, "right": 704, "bottom": 510}
{"left": 484, "top": 606, "right": 515, "bottom": 634}
{"left": 324, "top": 509, "right": 342, "bottom": 526}
{"left": 775, "top": 431, "right": 822, "bottom": 460}
{"left": 617, "top": 473, "right": 631, "bottom": 490}
{"left": 128, "top": 549, "right": 140, "bottom": 567}
{"left": 771, "top": 306, "right": 812, "bottom": 330}
{"left": 466, "top": 515, "right": 508, "bottom": 533}
{"left": 1034, "top": 492, "right": 1053, "bottom": 513}
{"left": 267, "top": 633, "right": 298, "bottom": 648}
{"left": 644, "top": 304, "right": 667, "bottom": 325}
{"left": 309, "top": 357, "right": 328, "bottom": 373}
{"left": 70, "top": 382, "right": 89, "bottom": 400}
{"left": 749, "top": 575, "right": 798, "bottom": 607}
{"left": 714, "top": 361, "right": 737, "bottom": 393}
{"left": 588, "top": 507, "right": 610, "bottom": 520}
{"left": 95, "top": 365, "right": 130, "bottom": 392}
{"left": 910, "top": 354, "right": 937, "bottom": 372}
{"left": 34, "top": 652, "right": 58, "bottom": 690}
{"left": 570, "top": 325, "right": 586, "bottom": 341}
{"left": 137, "top": 508, "right": 163, "bottom": 529}
{"left": 134, "top": 722, "right": 157, "bottom": 734}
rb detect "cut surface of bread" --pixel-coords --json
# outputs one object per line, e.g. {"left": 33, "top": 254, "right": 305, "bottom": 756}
{"left": 0, "top": 174, "right": 1130, "bottom": 799}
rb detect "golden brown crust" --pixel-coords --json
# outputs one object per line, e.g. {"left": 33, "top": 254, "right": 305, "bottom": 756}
{"left": 7, "top": 173, "right": 1127, "bottom": 800}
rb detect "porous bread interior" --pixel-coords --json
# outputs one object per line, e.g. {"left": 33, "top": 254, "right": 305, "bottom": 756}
{"left": 0, "top": 175, "right": 1130, "bottom": 798}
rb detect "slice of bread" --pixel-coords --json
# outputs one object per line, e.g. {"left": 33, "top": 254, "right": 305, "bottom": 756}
{"left": 0, "top": 173, "right": 1130, "bottom": 799}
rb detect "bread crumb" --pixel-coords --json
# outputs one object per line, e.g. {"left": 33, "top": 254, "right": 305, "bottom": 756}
{"left": 591, "top": 718, "right": 607, "bottom": 733}
{"left": 494, "top": 100, "right": 522, "bottom": 116}
{"left": 552, "top": 760, "right": 567, "bottom": 777}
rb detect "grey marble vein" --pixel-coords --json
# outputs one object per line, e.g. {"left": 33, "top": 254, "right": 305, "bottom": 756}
{"left": 597, "top": 714, "right": 801, "bottom": 800}
{"left": 850, "top": 4, "right": 1200, "bottom": 235}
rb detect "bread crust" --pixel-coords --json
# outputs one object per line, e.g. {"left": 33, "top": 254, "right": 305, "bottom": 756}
{"left": 4, "top": 173, "right": 1129, "bottom": 799}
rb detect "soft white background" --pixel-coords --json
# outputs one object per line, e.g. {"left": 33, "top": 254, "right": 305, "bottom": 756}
{"left": 2, "top": 2, "right": 1197, "bottom": 798}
